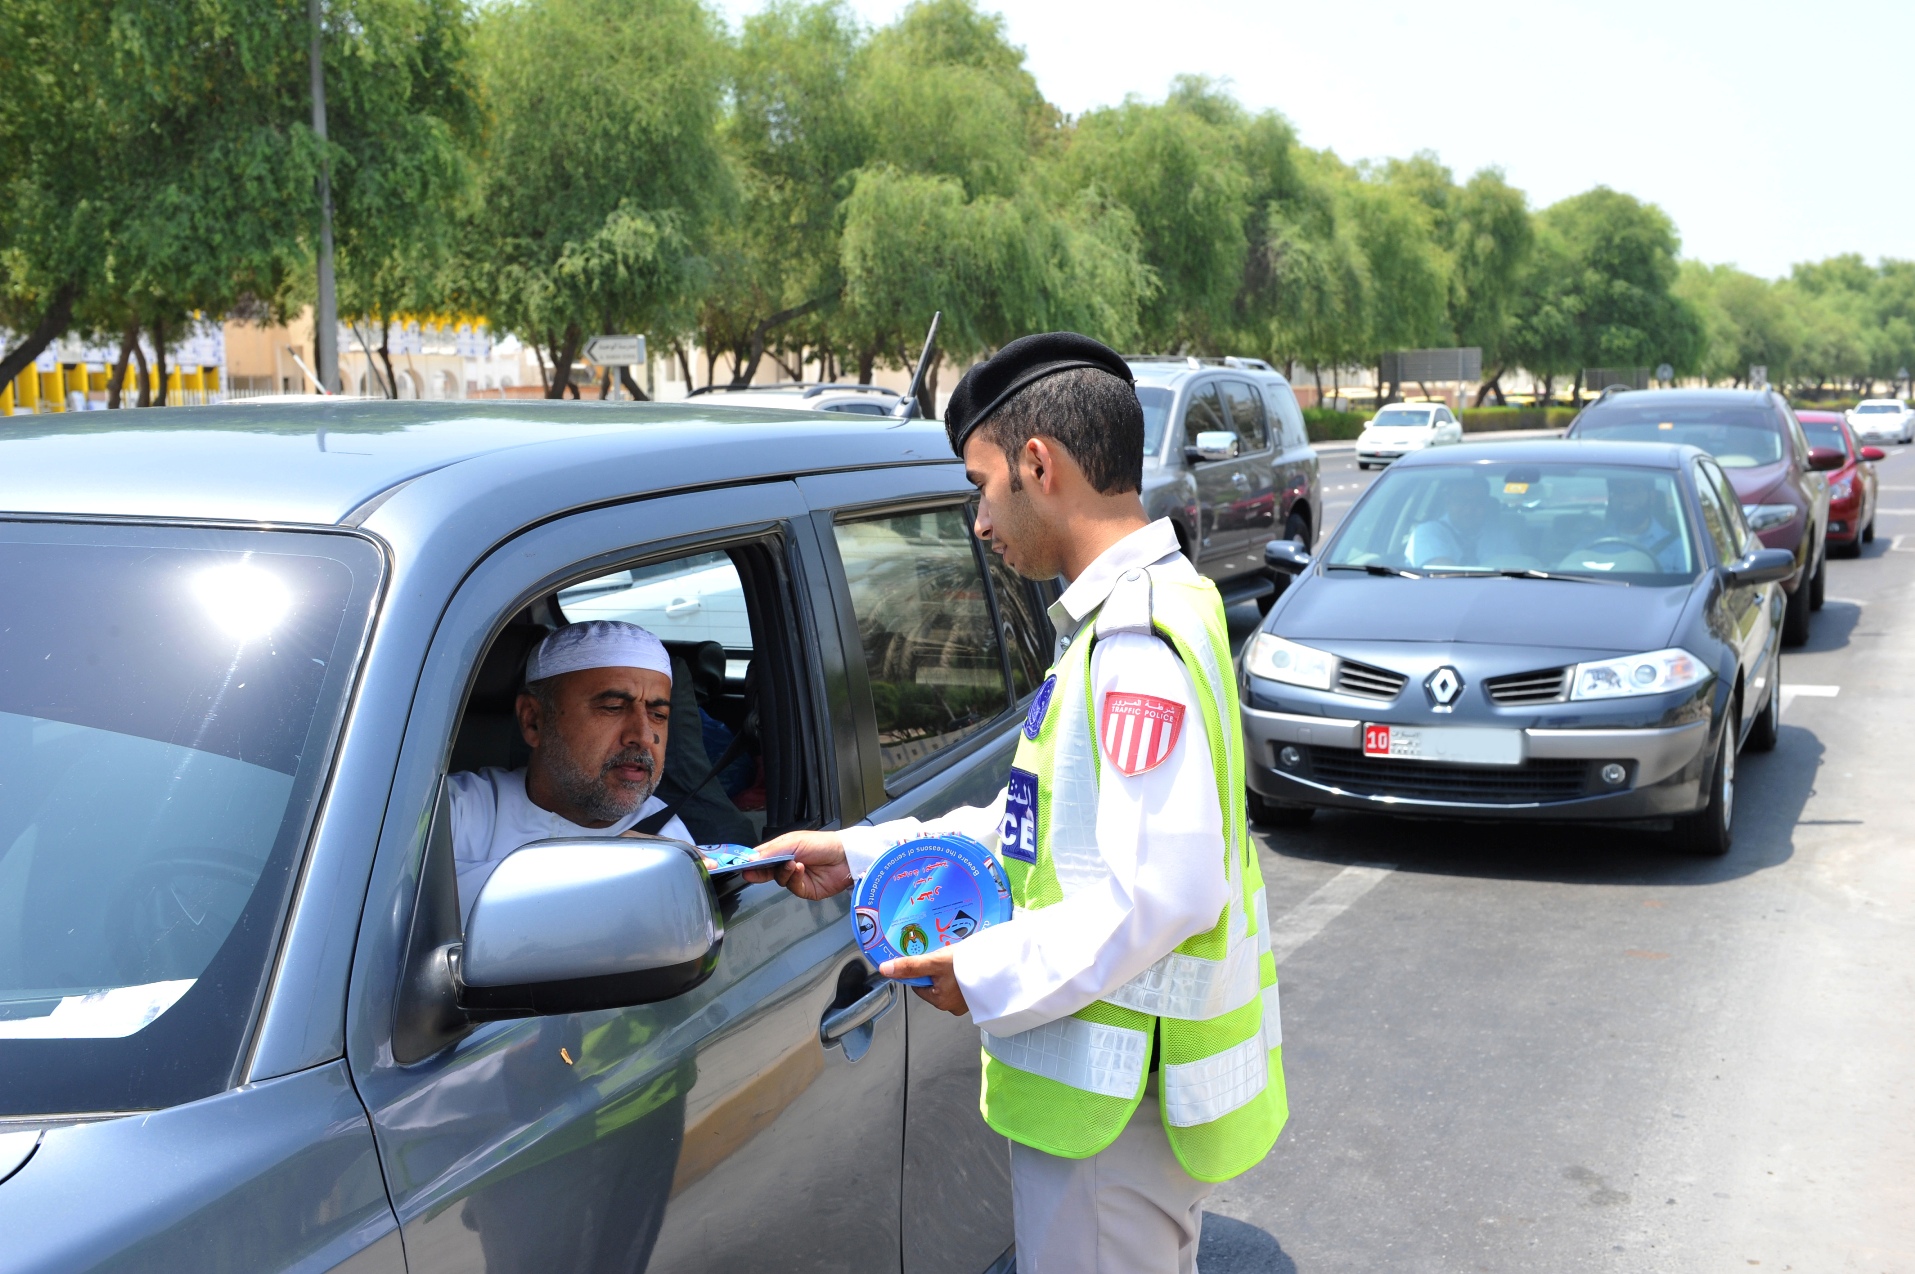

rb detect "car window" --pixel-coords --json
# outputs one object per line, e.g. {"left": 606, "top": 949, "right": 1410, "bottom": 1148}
{"left": 1855, "top": 402, "right": 1900, "bottom": 413}
{"left": 1182, "top": 383, "right": 1229, "bottom": 449}
{"left": 1691, "top": 462, "right": 1741, "bottom": 563}
{"left": 822, "top": 401, "right": 893, "bottom": 416}
{"left": 833, "top": 507, "right": 1013, "bottom": 777}
{"left": 1573, "top": 403, "right": 1784, "bottom": 468}
{"left": 1780, "top": 404, "right": 1811, "bottom": 463}
{"left": 1136, "top": 386, "right": 1173, "bottom": 457}
{"left": 983, "top": 550, "right": 1050, "bottom": 698}
{"left": 1261, "top": 381, "right": 1308, "bottom": 452}
{"left": 1802, "top": 420, "right": 1850, "bottom": 456}
{"left": 0, "top": 524, "right": 379, "bottom": 1116}
{"left": 561, "top": 551, "right": 752, "bottom": 658}
{"left": 1221, "top": 380, "right": 1268, "bottom": 451}
{"left": 1371, "top": 406, "right": 1434, "bottom": 427}
{"left": 1327, "top": 461, "right": 1698, "bottom": 581}
{"left": 1699, "top": 460, "right": 1760, "bottom": 556}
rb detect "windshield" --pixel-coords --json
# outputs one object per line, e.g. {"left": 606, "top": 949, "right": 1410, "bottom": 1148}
{"left": 1803, "top": 421, "right": 1851, "bottom": 456}
{"left": 1855, "top": 403, "right": 1902, "bottom": 413}
{"left": 1137, "top": 386, "right": 1173, "bottom": 457}
{"left": 1370, "top": 407, "right": 1434, "bottom": 428}
{"left": 1327, "top": 462, "right": 1699, "bottom": 582}
{"left": 0, "top": 524, "right": 378, "bottom": 1116}
{"left": 1573, "top": 402, "right": 1783, "bottom": 468}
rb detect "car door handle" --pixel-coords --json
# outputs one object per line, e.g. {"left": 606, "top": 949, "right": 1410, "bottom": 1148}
{"left": 821, "top": 979, "right": 899, "bottom": 1043}
{"left": 1231, "top": 472, "right": 1249, "bottom": 484}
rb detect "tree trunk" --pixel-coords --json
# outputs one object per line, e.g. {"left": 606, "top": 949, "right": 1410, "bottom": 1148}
{"left": 132, "top": 340, "right": 152, "bottom": 408}
{"left": 152, "top": 315, "right": 169, "bottom": 406}
{"left": 858, "top": 348, "right": 876, "bottom": 386}
{"left": 0, "top": 282, "right": 79, "bottom": 398}
{"left": 1313, "top": 365, "right": 1324, "bottom": 406}
{"left": 545, "top": 324, "right": 582, "bottom": 400}
{"left": 597, "top": 367, "right": 611, "bottom": 400}
{"left": 675, "top": 344, "right": 693, "bottom": 388}
{"left": 106, "top": 323, "right": 139, "bottom": 409}
{"left": 1570, "top": 367, "right": 1584, "bottom": 407}
{"left": 379, "top": 320, "right": 399, "bottom": 399}
{"left": 730, "top": 296, "right": 831, "bottom": 388}
{"left": 1539, "top": 373, "right": 1554, "bottom": 406}
{"left": 619, "top": 366, "right": 648, "bottom": 400}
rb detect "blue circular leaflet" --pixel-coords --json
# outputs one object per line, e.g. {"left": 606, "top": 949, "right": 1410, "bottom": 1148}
{"left": 852, "top": 834, "right": 1012, "bottom": 986}
{"left": 1024, "top": 674, "right": 1057, "bottom": 740}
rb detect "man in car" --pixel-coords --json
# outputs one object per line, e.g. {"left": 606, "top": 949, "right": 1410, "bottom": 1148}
{"left": 754, "top": 333, "right": 1285, "bottom": 1274}
{"left": 1583, "top": 473, "right": 1687, "bottom": 571}
{"left": 1406, "top": 474, "right": 1523, "bottom": 568}
{"left": 449, "top": 619, "right": 692, "bottom": 923}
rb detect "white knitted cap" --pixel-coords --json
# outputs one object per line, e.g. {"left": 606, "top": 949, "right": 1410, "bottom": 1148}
{"left": 525, "top": 621, "right": 671, "bottom": 684}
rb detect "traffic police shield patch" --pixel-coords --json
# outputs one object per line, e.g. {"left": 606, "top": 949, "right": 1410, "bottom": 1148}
{"left": 1001, "top": 767, "right": 1039, "bottom": 863}
{"left": 1100, "top": 693, "right": 1185, "bottom": 776}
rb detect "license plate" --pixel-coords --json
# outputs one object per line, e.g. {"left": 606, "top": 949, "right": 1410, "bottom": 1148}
{"left": 1362, "top": 723, "right": 1524, "bottom": 766}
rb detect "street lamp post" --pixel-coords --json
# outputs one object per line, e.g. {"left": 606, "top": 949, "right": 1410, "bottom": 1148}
{"left": 308, "top": 0, "right": 338, "bottom": 394}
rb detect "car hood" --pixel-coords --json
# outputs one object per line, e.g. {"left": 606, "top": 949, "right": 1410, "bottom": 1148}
{"left": 1723, "top": 459, "right": 1792, "bottom": 505}
{"left": 1275, "top": 574, "right": 1690, "bottom": 653}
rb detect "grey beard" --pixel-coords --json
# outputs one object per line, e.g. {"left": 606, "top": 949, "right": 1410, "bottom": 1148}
{"left": 542, "top": 730, "right": 658, "bottom": 825}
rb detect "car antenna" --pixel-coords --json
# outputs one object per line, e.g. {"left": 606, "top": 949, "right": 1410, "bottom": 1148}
{"left": 891, "top": 311, "right": 942, "bottom": 420}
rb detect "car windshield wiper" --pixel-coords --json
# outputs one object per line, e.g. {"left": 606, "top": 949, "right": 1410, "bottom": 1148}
{"left": 1491, "top": 568, "right": 1629, "bottom": 585}
{"left": 1324, "top": 562, "right": 1422, "bottom": 579}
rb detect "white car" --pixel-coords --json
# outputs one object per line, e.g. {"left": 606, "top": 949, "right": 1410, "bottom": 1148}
{"left": 1355, "top": 402, "right": 1464, "bottom": 469}
{"left": 1846, "top": 398, "right": 1914, "bottom": 445}
{"left": 688, "top": 382, "right": 902, "bottom": 416}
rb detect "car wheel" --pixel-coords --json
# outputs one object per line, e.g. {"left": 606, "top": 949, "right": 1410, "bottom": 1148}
{"left": 1781, "top": 576, "right": 1812, "bottom": 646}
{"left": 1809, "top": 547, "right": 1826, "bottom": 611}
{"left": 1864, "top": 516, "right": 1875, "bottom": 544}
{"left": 1671, "top": 710, "right": 1736, "bottom": 856}
{"left": 1246, "top": 787, "right": 1315, "bottom": 827}
{"left": 1357, "top": 461, "right": 1371, "bottom": 471}
{"left": 1746, "top": 656, "right": 1780, "bottom": 753}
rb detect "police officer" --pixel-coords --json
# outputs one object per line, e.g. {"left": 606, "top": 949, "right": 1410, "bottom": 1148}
{"left": 756, "top": 333, "right": 1286, "bottom": 1274}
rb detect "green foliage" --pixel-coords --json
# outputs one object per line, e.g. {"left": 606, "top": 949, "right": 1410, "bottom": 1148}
{"left": 1458, "top": 406, "right": 1579, "bottom": 432}
{"left": 1300, "top": 406, "right": 1367, "bottom": 441}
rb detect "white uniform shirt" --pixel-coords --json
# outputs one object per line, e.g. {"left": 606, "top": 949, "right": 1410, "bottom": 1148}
{"left": 840, "top": 519, "right": 1231, "bottom": 1038}
{"left": 448, "top": 765, "right": 691, "bottom": 925}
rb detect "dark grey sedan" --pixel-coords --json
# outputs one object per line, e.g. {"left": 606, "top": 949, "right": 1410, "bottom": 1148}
{"left": 1247, "top": 440, "right": 1797, "bottom": 854}
{"left": 0, "top": 402, "right": 1038, "bottom": 1273}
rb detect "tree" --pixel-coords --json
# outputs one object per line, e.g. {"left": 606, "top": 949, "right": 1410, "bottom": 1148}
{"left": 1676, "top": 262, "right": 1799, "bottom": 388}
{"left": 465, "top": 0, "right": 730, "bottom": 398}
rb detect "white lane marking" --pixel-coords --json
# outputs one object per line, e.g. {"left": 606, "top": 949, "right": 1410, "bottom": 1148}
{"left": 1268, "top": 863, "right": 1396, "bottom": 964}
{"left": 1871, "top": 508, "right": 1915, "bottom": 514}
{"left": 1893, "top": 534, "right": 1915, "bottom": 552}
{"left": 1780, "top": 684, "right": 1840, "bottom": 716}
{"left": 1877, "top": 484, "right": 1915, "bottom": 490}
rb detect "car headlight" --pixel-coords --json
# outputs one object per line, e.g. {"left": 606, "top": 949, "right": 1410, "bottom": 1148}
{"left": 1569, "top": 648, "right": 1710, "bottom": 700}
{"left": 1829, "top": 474, "right": 1855, "bottom": 500}
{"left": 1245, "top": 633, "right": 1336, "bottom": 690}
{"left": 1741, "top": 503, "right": 1798, "bottom": 532}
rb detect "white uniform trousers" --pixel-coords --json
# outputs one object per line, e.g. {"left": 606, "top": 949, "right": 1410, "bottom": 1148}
{"left": 1009, "top": 1077, "right": 1212, "bottom": 1274}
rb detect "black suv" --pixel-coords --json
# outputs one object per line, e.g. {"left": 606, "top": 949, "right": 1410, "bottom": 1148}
{"left": 1568, "top": 388, "right": 1834, "bottom": 644}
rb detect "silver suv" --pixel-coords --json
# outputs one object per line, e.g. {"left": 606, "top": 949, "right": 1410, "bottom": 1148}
{"left": 0, "top": 401, "right": 1042, "bottom": 1274}
{"left": 1129, "top": 357, "right": 1320, "bottom": 610}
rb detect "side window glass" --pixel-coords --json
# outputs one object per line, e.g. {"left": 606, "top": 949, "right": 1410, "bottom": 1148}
{"left": 834, "top": 507, "right": 1011, "bottom": 776}
{"left": 1182, "top": 383, "right": 1229, "bottom": 449}
{"left": 1221, "top": 380, "right": 1268, "bottom": 451}
{"left": 1702, "top": 461, "right": 1759, "bottom": 555}
{"left": 984, "top": 550, "right": 1050, "bottom": 698}
{"left": 1262, "top": 382, "right": 1307, "bottom": 451}
{"left": 1691, "top": 464, "right": 1739, "bottom": 563}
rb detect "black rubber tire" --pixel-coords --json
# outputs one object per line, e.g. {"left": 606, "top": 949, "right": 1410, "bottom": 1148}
{"left": 1746, "top": 656, "right": 1780, "bottom": 753}
{"left": 1357, "top": 461, "right": 1371, "bottom": 471}
{"left": 1247, "top": 788, "right": 1315, "bottom": 827}
{"left": 1864, "top": 516, "right": 1876, "bottom": 544}
{"left": 1781, "top": 576, "right": 1812, "bottom": 646}
{"left": 1671, "top": 711, "right": 1736, "bottom": 856}
{"left": 1809, "top": 546, "right": 1827, "bottom": 611}
{"left": 1832, "top": 535, "right": 1861, "bottom": 559}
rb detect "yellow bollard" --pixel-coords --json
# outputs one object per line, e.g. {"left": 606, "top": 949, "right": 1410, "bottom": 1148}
{"left": 166, "top": 364, "right": 181, "bottom": 404}
{"left": 41, "top": 366, "right": 64, "bottom": 412}
{"left": 204, "top": 366, "right": 221, "bottom": 398}
{"left": 14, "top": 366, "right": 38, "bottom": 412}
{"left": 1, "top": 379, "right": 12, "bottom": 416}
{"left": 185, "top": 365, "right": 205, "bottom": 405}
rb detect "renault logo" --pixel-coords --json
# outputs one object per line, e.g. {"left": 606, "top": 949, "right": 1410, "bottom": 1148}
{"left": 1426, "top": 666, "right": 1463, "bottom": 710}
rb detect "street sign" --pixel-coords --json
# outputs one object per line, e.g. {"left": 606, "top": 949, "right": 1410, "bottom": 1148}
{"left": 1655, "top": 363, "right": 1674, "bottom": 384}
{"left": 1749, "top": 364, "right": 1768, "bottom": 389}
{"left": 584, "top": 334, "right": 645, "bottom": 365}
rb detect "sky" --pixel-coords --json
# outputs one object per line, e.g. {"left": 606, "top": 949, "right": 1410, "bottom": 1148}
{"left": 716, "top": 0, "right": 1915, "bottom": 280}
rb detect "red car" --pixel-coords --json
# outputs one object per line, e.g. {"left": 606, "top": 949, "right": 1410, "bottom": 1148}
{"left": 1798, "top": 410, "right": 1882, "bottom": 556}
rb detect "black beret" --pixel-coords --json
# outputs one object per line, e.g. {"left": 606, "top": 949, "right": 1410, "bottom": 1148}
{"left": 943, "top": 331, "right": 1134, "bottom": 456}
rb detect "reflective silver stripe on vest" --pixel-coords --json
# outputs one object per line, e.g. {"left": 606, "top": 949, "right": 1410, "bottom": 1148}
{"left": 981, "top": 1016, "right": 1149, "bottom": 1100}
{"left": 1047, "top": 647, "right": 1109, "bottom": 897}
{"left": 1262, "top": 983, "right": 1282, "bottom": 1050}
{"left": 1162, "top": 1032, "right": 1270, "bottom": 1127}
{"left": 1253, "top": 888, "right": 1271, "bottom": 955}
{"left": 1104, "top": 930, "right": 1261, "bottom": 1020}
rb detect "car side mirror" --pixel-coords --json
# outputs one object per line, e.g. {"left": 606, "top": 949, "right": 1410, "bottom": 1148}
{"left": 1807, "top": 446, "right": 1845, "bottom": 472}
{"left": 1724, "top": 547, "right": 1796, "bottom": 587}
{"left": 1861, "top": 446, "right": 1887, "bottom": 462}
{"left": 1185, "top": 430, "right": 1239, "bottom": 464}
{"left": 1264, "top": 538, "right": 1313, "bottom": 576}
{"left": 459, "top": 837, "right": 723, "bottom": 1018}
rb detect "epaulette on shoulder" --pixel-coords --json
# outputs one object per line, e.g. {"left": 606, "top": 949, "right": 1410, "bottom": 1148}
{"left": 1095, "top": 565, "right": 1156, "bottom": 638}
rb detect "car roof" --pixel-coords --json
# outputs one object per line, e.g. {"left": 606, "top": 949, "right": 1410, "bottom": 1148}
{"left": 1856, "top": 398, "right": 1906, "bottom": 406}
{"left": 1126, "top": 358, "right": 1291, "bottom": 389}
{"left": 0, "top": 400, "right": 951, "bottom": 525}
{"left": 1392, "top": 438, "right": 1694, "bottom": 470}
{"left": 1578, "top": 387, "right": 1775, "bottom": 412}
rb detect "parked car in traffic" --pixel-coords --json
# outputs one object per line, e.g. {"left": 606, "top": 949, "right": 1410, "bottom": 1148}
{"left": 1355, "top": 401, "right": 1465, "bottom": 470}
{"left": 0, "top": 401, "right": 1042, "bottom": 1274}
{"left": 1846, "top": 397, "right": 1914, "bottom": 445}
{"left": 1250, "top": 441, "right": 1795, "bottom": 854}
{"left": 1566, "top": 388, "right": 1832, "bottom": 645}
{"left": 1797, "top": 410, "right": 1882, "bottom": 556}
{"left": 687, "top": 381, "right": 903, "bottom": 416}
{"left": 1127, "top": 356, "right": 1320, "bottom": 611}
